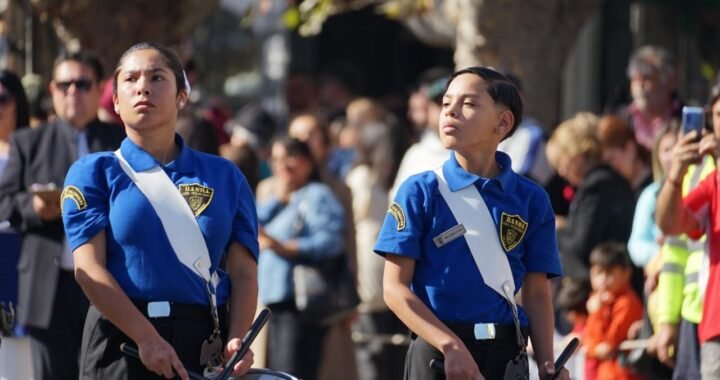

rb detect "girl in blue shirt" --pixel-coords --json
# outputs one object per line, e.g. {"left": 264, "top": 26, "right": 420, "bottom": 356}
{"left": 62, "top": 42, "right": 258, "bottom": 380}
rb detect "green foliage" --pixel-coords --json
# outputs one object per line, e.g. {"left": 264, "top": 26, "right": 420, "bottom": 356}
{"left": 283, "top": 0, "right": 336, "bottom": 36}
{"left": 377, "top": 0, "right": 431, "bottom": 19}
{"left": 281, "top": 0, "right": 431, "bottom": 36}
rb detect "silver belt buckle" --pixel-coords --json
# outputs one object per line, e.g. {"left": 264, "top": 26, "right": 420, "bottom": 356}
{"left": 473, "top": 323, "right": 496, "bottom": 340}
{"left": 147, "top": 301, "right": 171, "bottom": 318}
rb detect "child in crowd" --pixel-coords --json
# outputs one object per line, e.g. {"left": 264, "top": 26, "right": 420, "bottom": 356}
{"left": 556, "top": 279, "right": 591, "bottom": 338}
{"left": 582, "top": 242, "right": 644, "bottom": 380}
{"left": 556, "top": 279, "right": 592, "bottom": 378}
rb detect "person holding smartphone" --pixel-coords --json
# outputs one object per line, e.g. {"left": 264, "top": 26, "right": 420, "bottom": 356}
{"left": 656, "top": 82, "right": 720, "bottom": 380}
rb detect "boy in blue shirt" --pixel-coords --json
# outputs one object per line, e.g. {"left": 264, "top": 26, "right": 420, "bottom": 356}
{"left": 375, "top": 67, "right": 568, "bottom": 380}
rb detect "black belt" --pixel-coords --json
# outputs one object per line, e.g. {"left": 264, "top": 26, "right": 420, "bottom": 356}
{"left": 444, "top": 322, "right": 528, "bottom": 343}
{"left": 131, "top": 300, "right": 223, "bottom": 321}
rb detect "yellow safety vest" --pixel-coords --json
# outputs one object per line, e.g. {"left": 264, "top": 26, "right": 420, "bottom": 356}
{"left": 656, "top": 157, "right": 715, "bottom": 325}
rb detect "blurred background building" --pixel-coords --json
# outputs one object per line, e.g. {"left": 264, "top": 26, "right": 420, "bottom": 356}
{"left": 2, "top": 0, "right": 720, "bottom": 131}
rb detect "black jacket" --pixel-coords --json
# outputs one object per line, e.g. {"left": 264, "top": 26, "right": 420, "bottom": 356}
{"left": 0, "top": 119, "right": 124, "bottom": 327}
{"left": 557, "top": 164, "right": 635, "bottom": 281}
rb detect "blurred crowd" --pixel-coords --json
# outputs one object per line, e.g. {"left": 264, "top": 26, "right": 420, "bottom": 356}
{"left": 1, "top": 43, "right": 719, "bottom": 380}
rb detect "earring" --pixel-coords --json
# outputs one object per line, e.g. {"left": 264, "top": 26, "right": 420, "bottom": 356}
{"left": 178, "top": 102, "right": 185, "bottom": 109}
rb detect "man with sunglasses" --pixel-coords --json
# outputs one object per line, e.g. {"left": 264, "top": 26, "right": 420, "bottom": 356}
{"left": 0, "top": 51, "right": 124, "bottom": 380}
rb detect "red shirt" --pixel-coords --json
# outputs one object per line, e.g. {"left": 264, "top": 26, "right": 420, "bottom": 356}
{"left": 683, "top": 170, "right": 720, "bottom": 343}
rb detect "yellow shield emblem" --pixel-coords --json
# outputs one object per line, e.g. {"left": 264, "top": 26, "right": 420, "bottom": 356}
{"left": 500, "top": 212, "right": 527, "bottom": 252}
{"left": 178, "top": 184, "right": 214, "bottom": 217}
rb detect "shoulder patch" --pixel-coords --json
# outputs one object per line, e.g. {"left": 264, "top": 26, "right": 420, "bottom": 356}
{"left": 61, "top": 186, "right": 87, "bottom": 214}
{"left": 500, "top": 212, "right": 528, "bottom": 252}
{"left": 179, "top": 183, "right": 214, "bottom": 217}
{"left": 388, "top": 202, "right": 407, "bottom": 231}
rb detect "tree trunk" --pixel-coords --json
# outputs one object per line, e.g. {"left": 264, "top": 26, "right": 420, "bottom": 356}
{"left": 29, "top": 0, "right": 219, "bottom": 75}
{"left": 446, "top": 0, "right": 601, "bottom": 129}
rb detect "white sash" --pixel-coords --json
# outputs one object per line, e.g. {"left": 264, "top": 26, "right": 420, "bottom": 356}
{"left": 433, "top": 167, "right": 517, "bottom": 308}
{"left": 114, "top": 150, "right": 220, "bottom": 303}
{"left": 434, "top": 165, "right": 528, "bottom": 377}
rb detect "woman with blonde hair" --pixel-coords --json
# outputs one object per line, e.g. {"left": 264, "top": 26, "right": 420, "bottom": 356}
{"left": 628, "top": 120, "right": 679, "bottom": 267}
{"left": 548, "top": 112, "right": 636, "bottom": 284}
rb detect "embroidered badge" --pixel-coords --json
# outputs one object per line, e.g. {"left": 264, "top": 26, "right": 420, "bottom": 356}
{"left": 60, "top": 186, "right": 87, "bottom": 214}
{"left": 388, "top": 202, "right": 407, "bottom": 230}
{"left": 500, "top": 212, "right": 527, "bottom": 252}
{"left": 179, "top": 184, "right": 214, "bottom": 217}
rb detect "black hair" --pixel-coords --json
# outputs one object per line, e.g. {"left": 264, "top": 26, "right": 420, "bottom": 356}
{"left": 53, "top": 51, "right": 104, "bottom": 82}
{"left": 0, "top": 69, "right": 30, "bottom": 129}
{"left": 113, "top": 42, "right": 186, "bottom": 97}
{"left": 235, "top": 102, "right": 279, "bottom": 149}
{"left": 272, "top": 136, "right": 322, "bottom": 183}
{"left": 446, "top": 67, "right": 523, "bottom": 140}
{"left": 427, "top": 76, "right": 449, "bottom": 105}
{"left": 589, "top": 242, "right": 633, "bottom": 269}
{"left": 417, "top": 67, "right": 452, "bottom": 90}
{"left": 556, "top": 279, "right": 591, "bottom": 315}
{"left": 184, "top": 57, "right": 198, "bottom": 73}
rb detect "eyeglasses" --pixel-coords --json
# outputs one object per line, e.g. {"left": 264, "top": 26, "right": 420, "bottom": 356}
{"left": 0, "top": 92, "right": 13, "bottom": 105}
{"left": 54, "top": 79, "right": 94, "bottom": 93}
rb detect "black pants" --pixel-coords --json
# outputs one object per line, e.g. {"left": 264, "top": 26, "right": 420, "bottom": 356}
{"left": 353, "top": 310, "right": 407, "bottom": 380}
{"left": 79, "top": 302, "right": 226, "bottom": 380}
{"left": 27, "top": 270, "right": 89, "bottom": 380}
{"left": 624, "top": 310, "right": 672, "bottom": 379}
{"left": 267, "top": 301, "right": 329, "bottom": 380}
{"left": 405, "top": 333, "right": 522, "bottom": 380}
{"left": 673, "top": 319, "right": 701, "bottom": 380}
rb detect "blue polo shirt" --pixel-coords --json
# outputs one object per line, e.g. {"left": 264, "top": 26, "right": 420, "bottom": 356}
{"left": 62, "top": 135, "right": 259, "bottom": 306}
{"left": 374, "top": 151, "right": 562, "bottom": 326}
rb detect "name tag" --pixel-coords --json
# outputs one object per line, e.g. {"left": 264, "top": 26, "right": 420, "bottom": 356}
{"left": 433, "top": 224, "right": 467, "bottom": 248}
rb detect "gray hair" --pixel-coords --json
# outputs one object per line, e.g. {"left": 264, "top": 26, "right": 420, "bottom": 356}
{"left": 626, "top": 45, "right": 675, "bottom": 81}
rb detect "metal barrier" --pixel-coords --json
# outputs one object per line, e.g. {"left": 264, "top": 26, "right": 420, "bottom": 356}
{"left": 233, "top": 368, "right": 300, "bottom": 380}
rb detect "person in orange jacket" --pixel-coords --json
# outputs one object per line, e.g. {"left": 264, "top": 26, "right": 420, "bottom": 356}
{"left": 583, "top": 242, "right": 644, "bottom": 380}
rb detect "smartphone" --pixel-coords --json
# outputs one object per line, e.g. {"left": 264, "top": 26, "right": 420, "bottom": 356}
{"left": 543, "top": 337, "right": 580, "bottom": 380}
{"left": 29, "top": 183, "right": 62, "bottom": 204}
{"left": 682, "top": 106, "right": 705, "bottom": 142}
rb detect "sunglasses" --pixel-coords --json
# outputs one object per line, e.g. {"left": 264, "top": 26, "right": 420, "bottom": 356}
{"left": 0, "top": 92, "right": 13, "bottom": 105}
{"left": 54, "top": 79, "right": 94, "bottom": 93}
